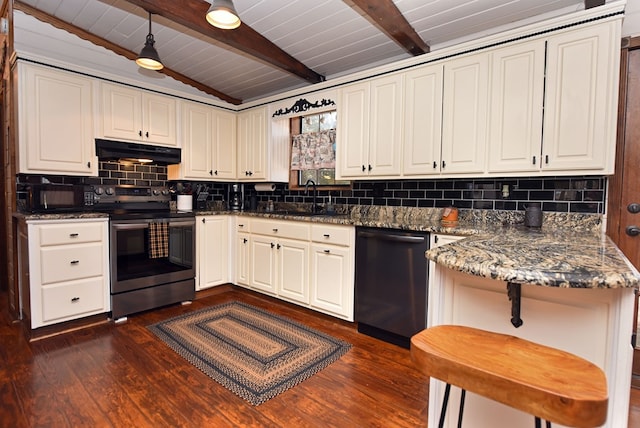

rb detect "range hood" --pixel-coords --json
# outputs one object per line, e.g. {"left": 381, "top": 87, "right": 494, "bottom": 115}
{"left": 95, "top": 139, "right": 181, "bottom": 165}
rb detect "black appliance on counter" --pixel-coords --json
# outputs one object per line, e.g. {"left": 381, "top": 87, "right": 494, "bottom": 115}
{"left": 90, "top": 184, "right": 195, "bottom": 321}
{"left": 355, "top": 227, "right": 429, "bottom": 348}
{"left": 22, "top": 183, "right": 96, "bottom": 212}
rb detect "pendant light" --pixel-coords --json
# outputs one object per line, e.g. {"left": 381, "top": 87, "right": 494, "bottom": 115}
{"left": 136, "top": 12, "right": 163, "bottom": 70}
{"left": 206, "top": 0, "right": 241, "bottom": 29}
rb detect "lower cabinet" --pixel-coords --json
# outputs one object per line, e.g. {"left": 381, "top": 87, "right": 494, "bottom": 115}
{"left": 234, "top": 218, "right": 355, "bottom": 321}
{"left": 19, "top": 218, "right": 110, "bottom": 329}
{"left": 196, "top": 215, "right": 229, "bottom": 290}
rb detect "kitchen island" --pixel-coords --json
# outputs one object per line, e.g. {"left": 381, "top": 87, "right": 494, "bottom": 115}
{"left": 425, "top": 224, "right": 639, "bottom": 428}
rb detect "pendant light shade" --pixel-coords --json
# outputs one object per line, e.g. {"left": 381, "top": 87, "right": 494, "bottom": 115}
{"left": 136, "top": 12, "right": 163, "bottom": 70}
{"left": 206, "top": 0, "right": 241, "bottom": 29}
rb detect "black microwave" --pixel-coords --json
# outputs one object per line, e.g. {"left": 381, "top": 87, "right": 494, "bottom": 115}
{"left": 25, "top": 184, "right": 94, "bottom": 212}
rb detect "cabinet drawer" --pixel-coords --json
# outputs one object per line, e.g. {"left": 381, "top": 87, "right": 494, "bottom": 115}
{"left": 311, "top": 224, "right": 353, "bottom": 247}
{"left": 38, "top": 222, "right": 104, "bottom": 246}
{"left": 40, "top": 243, "right": 104, "bottom": 285}
{"left": 251, "top": 219, "right": 310, "bottom": 240}
{"left": 41, "top": 277, "right": 105, "bottom": 322}
{"left": 235, "top": 219, "right": 251, "bottom": 233}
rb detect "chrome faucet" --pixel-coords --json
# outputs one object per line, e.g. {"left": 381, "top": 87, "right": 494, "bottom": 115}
{"left": 304, "top": 179, "right": 318, "bottom": 214}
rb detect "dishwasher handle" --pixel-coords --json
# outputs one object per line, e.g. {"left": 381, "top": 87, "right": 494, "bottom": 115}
{"left": 357, "top": 231, "right": 426, "bottom": 244}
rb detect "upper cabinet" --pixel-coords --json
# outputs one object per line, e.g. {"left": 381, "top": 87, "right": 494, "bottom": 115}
{"left": 17, "top": 62, "right": 97, "bottom": 176}
{"left": 99, "top": 82, "right": 177, "bottom": 147}
{"left": 168, "top": 101, "right": 236, "bottom": 180}
{"left": 440, "top": 53, "right": 489, "bottom": 175}
{"left": 337, "top": 74, "right": 403, "bottom": 179}
{"left": 403, "top": 64, "right": 444, "bottom": 176}
{"left": 237, "top": 106, "right": 267, "bottom": 181}
{"left": 487, "top": 40, "right": 546, "bottom": 173}
{"left": 541, "top": 22, "right": 619, "bottom": 174}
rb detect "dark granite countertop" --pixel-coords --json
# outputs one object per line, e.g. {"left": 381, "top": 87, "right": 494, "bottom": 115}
{"left": 15, "top": 206, "right": 638, "bottom": 289}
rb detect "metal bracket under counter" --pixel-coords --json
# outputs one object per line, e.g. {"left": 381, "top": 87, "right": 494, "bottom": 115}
{"left": 507, "top": 282, "right": 523, "bottom": 328}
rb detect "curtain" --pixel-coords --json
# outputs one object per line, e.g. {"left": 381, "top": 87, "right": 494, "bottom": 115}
{"left": 291, "top": 129, "right": 336, "bottom": 171}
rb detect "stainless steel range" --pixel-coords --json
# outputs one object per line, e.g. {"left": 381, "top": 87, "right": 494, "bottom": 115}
{"left": 91, "top": 185, "right": 195, "bottom": 321}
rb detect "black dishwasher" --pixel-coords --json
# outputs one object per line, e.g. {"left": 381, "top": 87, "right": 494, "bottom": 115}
{"left": 355, "top": 227, "right": 429, "bottom": 348}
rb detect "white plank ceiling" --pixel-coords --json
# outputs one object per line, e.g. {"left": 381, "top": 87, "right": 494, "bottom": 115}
{"left": 14, "top": 0, "right": 608, "bottom": 105}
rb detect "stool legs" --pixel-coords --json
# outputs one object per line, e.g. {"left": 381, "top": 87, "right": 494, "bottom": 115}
{"left": 438, "top": 383, "right": 466, "bottom": 428}
{"left": 439, "top": 383, "right": 552, "bottom": 428}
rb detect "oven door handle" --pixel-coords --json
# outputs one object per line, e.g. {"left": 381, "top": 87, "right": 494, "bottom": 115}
{"left": 111, "top": 223, "right": 150, "bottom": 231}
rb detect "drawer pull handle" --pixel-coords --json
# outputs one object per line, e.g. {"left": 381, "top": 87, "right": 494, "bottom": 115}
{"left": 71, "top": 297, "right": 80, "bottom": 303}
{"left": 323, "top": 234, "right": 330, "bottom": 238}
{"left": 238, "top": 224, "right": 244, "bottom": 228}
{"left": 70, "top": 260, "right": 79, "bottom": 265}
{"left": 272, "top": 228, "right": 278, "bottom": 232}
{"left": 324, "top": 249, "right": 330, "bottom": 253}
{"left": 69, "top": 233, "right": 79, "bottom": 237}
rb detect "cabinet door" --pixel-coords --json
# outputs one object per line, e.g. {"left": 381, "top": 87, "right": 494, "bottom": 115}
{"left": 441, "top": 53, "right": 489, "bottom": 174}
{"left": 143, "top": 93, "right": 177, "bottom": 146}
{"left": 369, "top": 74, "right": 403, "bottom": 176}
{"left": 237, "top": 107, "right": 267, "bottom": 180}
{"left": 235, "top": 232, "right": 250, "bottom": 287}
{"left": 488, "top": 41, "right": 545, "bottom": 173}
{"left": 403, "top": 64, "right": 444, "bottom": 176}
{"left": 250, "top": 235, "right": 277, "bottom": 294}
{"left": 277, "top": 238, "right": 309, "bottom": 304}
{"left": 197, "top": 216, "right": 228, "bottom": 290}
{"left": 337, "top": 82, "right": 370, "bottom": 178}
{"left": 101, "top": 83, "right": 143, "bottom": 142}
{"left": 182, "top": 102, "right": 213, "bottom": 179}
{"left": 19, "top": 64, "right": 95, "bottom": 175}
{"left": 310, "top": 244, "right": 354, "bottom": 320}
{"left": 212, "top": 109, "right": 237, "bottom": 179}
{"left": 542, "top": 22, "right": 618, "bottom": 172}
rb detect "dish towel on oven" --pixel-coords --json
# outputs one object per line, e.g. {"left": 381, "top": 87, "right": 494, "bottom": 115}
{"left": 149, "top": 222, "right": 169, "bottom": 258}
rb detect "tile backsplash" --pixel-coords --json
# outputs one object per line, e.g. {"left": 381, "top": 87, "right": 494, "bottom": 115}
{"left": 17, "top": 163, "right": 606, "bottom": 214}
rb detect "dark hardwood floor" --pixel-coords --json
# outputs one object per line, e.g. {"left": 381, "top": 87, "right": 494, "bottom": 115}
{"left": 1, "top": 285, "right": 638, "bottom": 427}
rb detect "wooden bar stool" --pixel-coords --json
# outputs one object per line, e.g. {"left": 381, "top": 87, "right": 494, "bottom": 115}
{"left": 410, "top": 325, "right": 608, "bottom": 428}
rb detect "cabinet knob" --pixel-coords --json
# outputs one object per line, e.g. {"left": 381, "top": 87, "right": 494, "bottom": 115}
{"left": 270, "top": 242, "right": 275, "bottom": 248}
{"left": 243, "top": 238, "right": 247, "bottom": 244}
{"left": 70, "top": 260, "right": 79, "bottom": 265}
{"left": 368, "top": 164, "right": 372, "bottom": 171}
{"left": 626, "top": 225, "right": 640, "bottom": 237}
{"left": 433, "top": 161, "right": 437, "bottom": 169}
{"left": 277, "top": 244, "right": 281, "bottom": 250}
{"left": 249, "top": 171, "right": 253, "bottom": 176}
{"left": 209, "top": 170, "right": 213, "bottom": 176}
{"left": 202, "top": 218, "right": 205, "bottom": 223}
{"left": 628, "top": 203, "right": 640, "bottom": 214}
{"left": 87, "top": 161, "right": 91, "bottom": 168}
{"left": 214, "top": 170, "right": 218, "bottom": 175}
{"left": 145, "top": 131, "right": 149, "bottom": 138}
{"left": 362, "top": 165, "right": 366, "bottom": 172}
{"left": 71, "top": 297, "right": 80, "bottom": 303}
{"left": 442, "top": 160, "right": 446, "bottom": 169}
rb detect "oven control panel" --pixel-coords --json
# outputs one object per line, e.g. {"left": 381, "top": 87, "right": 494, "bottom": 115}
{"left": 89, "top": 185, "right": 170, "bottom": 205}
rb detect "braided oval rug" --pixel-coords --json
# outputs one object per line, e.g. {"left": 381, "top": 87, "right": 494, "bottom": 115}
{"left": 148, "top": 301, "right": 351, "bottom": 405}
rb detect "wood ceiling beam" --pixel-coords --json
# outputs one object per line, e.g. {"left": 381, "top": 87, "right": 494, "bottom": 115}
{"left": 584, "top": 0, "right": 605, "bottom": 9}
{"left": 122, "top": 0, "right": 324, "bottom": 84}
{"left": 345, "top": 0, "right": 429, "bottom": 55}
{"left": 14, "top": 1, "right": 242, "bottom": 105}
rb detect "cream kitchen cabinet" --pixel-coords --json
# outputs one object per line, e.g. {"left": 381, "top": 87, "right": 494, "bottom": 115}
{"left": 402, "top": 64, "right": 444, "bottom": 176}
{"left": 249, "top": 219, "right": 310, "bottom": 304}
{"left": 337, "top": 74, "right": 403, "bottom": 179}
{"left": 541, "top": 21, "right": 619, "bottom": 174}
{"left": 20, "top": 218, "right": 110, "bottom": 329}
{"left": 237, "top": 106, "right": 267, "bottom": 180}
{"left": 168, "top": 101, "right": 236, "bottom": 180}
{"left": 440, "top": 52, "right": 489, "bottom": 175}
{"left": 17, "top": 62, "right": 97, "bottom": 176}
{"left": 196, "top": 215, "right": 229, "bottom": 290}
{"left": 100, "top": 82, "right": 177, "bottom": 146}
{"left": 487, "top": 40, "right": 545, "bottom": 173}
{"left": 234, "top": 219, "right": 251, "bottom": 287}
{"left": 309, "top": 224, "right": 355, "bottom": 321}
